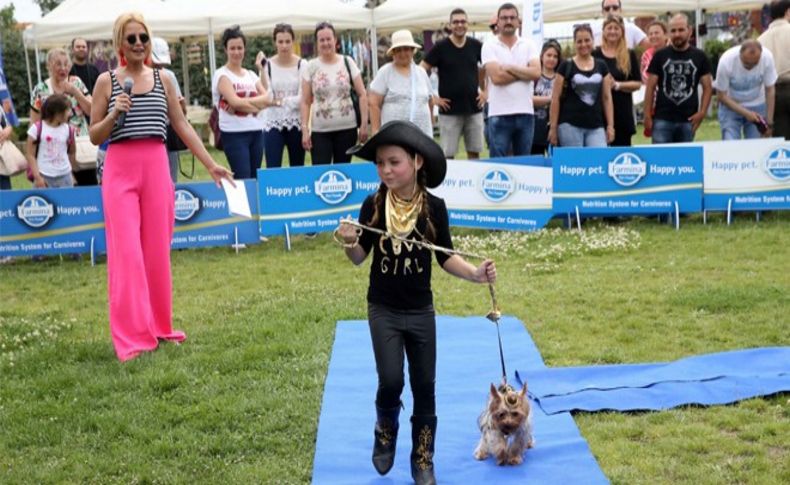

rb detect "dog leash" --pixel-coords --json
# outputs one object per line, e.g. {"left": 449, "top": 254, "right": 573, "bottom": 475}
{"left": 485, "top": 284, "right": 508, "bottom": 386}
{"left": 337, "top": 217, "right": 510, "bottom": 385}
{"left": 336, "top": 218, "right": 485, "bottom": 259}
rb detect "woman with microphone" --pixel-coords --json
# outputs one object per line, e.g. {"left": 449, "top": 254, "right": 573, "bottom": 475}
{"left": 90, "top": 12, "right": 233, "bottom": 361}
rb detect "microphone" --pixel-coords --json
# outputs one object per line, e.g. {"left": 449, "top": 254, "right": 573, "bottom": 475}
{"left": 116, "top": 77, "right": 134, "bottom": 128}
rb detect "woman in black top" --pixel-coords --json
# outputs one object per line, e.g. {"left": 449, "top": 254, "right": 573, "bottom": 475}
{"left": 336, "top": 121, "right": 496, "bottom": 485}
{"left": 593, "top": 15, "right": 642, "bottom": 146}
{"left": 549, "top": 24, "right": 614, "bottom": 147}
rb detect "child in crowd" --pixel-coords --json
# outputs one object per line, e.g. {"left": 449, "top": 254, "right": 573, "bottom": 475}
{"left": 25, "top": 94, "right": 77, "bottom": 188}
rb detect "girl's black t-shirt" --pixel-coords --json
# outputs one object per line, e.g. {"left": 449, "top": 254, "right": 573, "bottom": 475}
{"left": 557, "top": 58, "right": 609, "bottom": 129}
{"left": 592, "top": 48, "right": 641, "bottom": 136}
{"left": 358, "top": 191, "right": 453, "bottom": 309}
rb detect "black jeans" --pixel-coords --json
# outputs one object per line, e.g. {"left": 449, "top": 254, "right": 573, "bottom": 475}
{"left": 368, "top": 302, "right": 436, "bottom": 416}
{"left": 311, "top": 128, "right": 357, "bottom": 165}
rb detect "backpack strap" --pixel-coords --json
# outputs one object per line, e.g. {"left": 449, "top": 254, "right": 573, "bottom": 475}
{"left": 343, "top": 56, "right": 354, "bottom": 96}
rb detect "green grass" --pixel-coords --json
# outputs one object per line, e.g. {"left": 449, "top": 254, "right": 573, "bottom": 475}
{"left": 1, "top": 120, "right": 788, "bottom": 483}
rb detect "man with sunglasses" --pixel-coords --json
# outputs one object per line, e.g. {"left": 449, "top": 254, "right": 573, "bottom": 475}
{"left": 592, "top": 0, "right": 649, "bottom": 49}
{"left": 481, "top": 2, "right": 541, "bottom": 157}
{"left": 421, "top": 8, "right": 485, "bottom": 159}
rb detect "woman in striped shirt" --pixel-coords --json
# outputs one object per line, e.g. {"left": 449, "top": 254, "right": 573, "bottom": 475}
{"left": 89, "top": 12, "right": 233, "bottom": 362}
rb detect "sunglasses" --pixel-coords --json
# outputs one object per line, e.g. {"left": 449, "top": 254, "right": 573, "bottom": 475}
{"left": 603, "top": 5, "right": 621, "bottom": 12}
{"left": 125, "top": 33, "right": 150, "bottom": 45}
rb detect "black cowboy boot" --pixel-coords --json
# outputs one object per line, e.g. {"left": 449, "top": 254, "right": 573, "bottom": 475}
{"left": 410, "top": 415, "right": 437, "bottom": 485}
{"left": 372, "top": 404, "right": 401, "bottom": 475}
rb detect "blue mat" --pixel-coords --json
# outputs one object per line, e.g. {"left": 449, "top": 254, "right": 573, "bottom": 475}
{"left": 520, "top": 347, "right": 790, "bottom": 415}
{"left": 312, "top": 316, "right": 608, "bottom": 484}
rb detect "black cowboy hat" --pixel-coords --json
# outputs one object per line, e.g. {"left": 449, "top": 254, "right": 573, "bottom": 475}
{"left": 347, "top": 120, "right": 447, "bottom": 188}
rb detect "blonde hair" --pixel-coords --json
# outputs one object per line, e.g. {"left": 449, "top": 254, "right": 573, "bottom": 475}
{"left": 46, "top": 48, "right": 70, "bottom": 67}
{"left": 112, "top": 12, "right": 152, "bottom": 65}
{"left": 602, "top": 15, "right": 629, "bottom": 76}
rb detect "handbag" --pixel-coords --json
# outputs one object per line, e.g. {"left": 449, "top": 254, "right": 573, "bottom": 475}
{"left": 74, "top": 135, "right": 98, "bottom": 170}
{"left": 0, "top": 140, "right": 28, "bottom": 176}
{"left": 166, "top": 124, "right": 188, "bottom": 152}
{"left": 343, "top": 56, "right": 362, "bottom": 128}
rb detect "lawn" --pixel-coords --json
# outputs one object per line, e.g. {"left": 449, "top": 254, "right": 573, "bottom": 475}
{"left": 1, "top": 120, "right": 788, "bottom": 484}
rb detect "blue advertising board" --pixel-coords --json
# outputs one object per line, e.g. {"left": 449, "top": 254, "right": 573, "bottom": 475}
{"left": 257, "top": 164, "right": 380, "bottom": 237}
{"left": 702, "top": 139, "right": 790, "bottom": 212}
{"left": 171, "top": 180, "right": 260, "bottom": 249}
{"left": 430, "top": 157, "right": 553, "bottom": 231}
{"left": 552, "top": 146, "right": 703, "bottom": 215}
{"left": 0, "top": 187, "right": 106, "bottom": 256}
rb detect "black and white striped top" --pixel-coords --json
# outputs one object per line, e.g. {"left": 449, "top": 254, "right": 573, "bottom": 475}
{"left": 108, "top": 69, "right": 168, "bottom": 144}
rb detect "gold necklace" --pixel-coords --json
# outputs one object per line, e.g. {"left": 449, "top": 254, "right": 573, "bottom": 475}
{"left": 385, "top": 189, "right": 423, "bottom": 255}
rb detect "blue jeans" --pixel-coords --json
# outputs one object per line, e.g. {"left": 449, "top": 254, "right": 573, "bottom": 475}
{"left": 488, "top": 114, "right": 534, "bottom": 157}
{"left": 221, "top": 130, "right": 264, "bottom": 179}
{"left": 718, "top": 103, "right": 765, "bottom": 140}
{"left": 557, "top": 123, "right": 607, "bottom": 147}
{"left": 0, "top": 175, "right": 10, "bottom": 190}
{"left": 652, "top": 119, "right": 693, "bottom": 144}
{"left": 264, "top": 127, "right": 305, "bottom": 168}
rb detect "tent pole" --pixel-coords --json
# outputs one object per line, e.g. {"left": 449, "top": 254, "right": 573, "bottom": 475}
{"left": 34, "top": 40, "right": 41, "bottom": 85}
{"left": 181, "top": 37, "right": 190, "bottom": 106}
{"left": 695, "top": 7, "right": 701, "bottom": 47}
{"left": 24, "top": 40, "right": 33, "bottom": 98}
{"left": 208, "top": 19, "right": 216, "bottom": 80}
{"left": 370, "top": 7, "right": 378, "bottom": 74}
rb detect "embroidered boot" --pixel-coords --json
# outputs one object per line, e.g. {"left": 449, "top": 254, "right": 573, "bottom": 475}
{"left": 410, "top": 415, "right": 437, "bottom": 485}
{"left": 372, "top": 404, "right": 401, "bottom": 475}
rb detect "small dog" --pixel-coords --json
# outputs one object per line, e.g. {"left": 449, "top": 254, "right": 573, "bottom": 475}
{"left": 473, "top": 382, "right": 534, "bottom": 466}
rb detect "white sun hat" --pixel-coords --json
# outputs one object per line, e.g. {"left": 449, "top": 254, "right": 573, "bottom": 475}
{"left": 386, "top": 29, "right": 421, "bottom": 56}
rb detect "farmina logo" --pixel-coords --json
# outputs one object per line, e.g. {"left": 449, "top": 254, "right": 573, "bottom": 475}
{"left": 17, "top": 195, "right": 55, "bottom": 228}
{"left": 480, "top": 169, "right": 514, "bottom": 202}
{"left": 174, "top": 189, "right": 200, "bottom": 221}
{"left": 764, "top": 147, "right": 790, "bottom": 181}
{"left": 315, "top": 170, "right": 352, "bottom": 205}
{"left": 608, "top": 152, "right": 647, "bottom": 187}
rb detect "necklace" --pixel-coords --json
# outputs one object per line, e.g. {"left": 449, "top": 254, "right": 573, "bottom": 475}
{"left": 385, "top": 189, "right": 422, "bottom": 255}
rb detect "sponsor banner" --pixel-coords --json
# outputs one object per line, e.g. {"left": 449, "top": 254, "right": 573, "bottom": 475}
{"left": 172, "top": 181, "right": 259, "bottom": 249}
{"left": 430, "top": 157, "right": 553, "bottom": 231}
{"left": 258, "top": 164, "right": 381, "bottom": 236}
{"left": 0, "top": 187, "right": 106, "bottom": 256}
{"left": 553, "top": 146, "right": 703, "bottom": 214}
{"left": 523, "top": 0, "right": 544, "bottom": 47}
{"left": 703, "top": 139, "right": 790, "bottom": 211}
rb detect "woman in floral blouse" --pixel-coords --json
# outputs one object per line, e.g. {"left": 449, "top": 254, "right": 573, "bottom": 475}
{"left": 30, "top": 48, "right": 94, "bottom": 185}
{"left": 300, "top": 21, "right": 368, "bottom": 164}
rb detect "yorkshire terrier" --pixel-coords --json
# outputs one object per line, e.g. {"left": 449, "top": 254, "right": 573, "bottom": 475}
{"left": 473, "top": 382, "right": 534, "bottom": 466}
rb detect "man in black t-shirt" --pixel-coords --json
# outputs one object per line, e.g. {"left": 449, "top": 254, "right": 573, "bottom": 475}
{"left": 421, "top": 8, "right": 485, "bottom": 159}
{"left": 69, "top": 38, "right": 101, "bottom": 97}
{"left": 644, "top": 13, "right": 713, "bottom": 143}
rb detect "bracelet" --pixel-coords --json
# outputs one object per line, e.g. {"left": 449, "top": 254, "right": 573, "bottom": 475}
{"left": 343, "top": 238, "right": 359, "bottom": 249}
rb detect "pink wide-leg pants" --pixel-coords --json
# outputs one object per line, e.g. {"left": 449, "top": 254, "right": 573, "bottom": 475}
{"left": 102, "top": 139, "right": 185, "bottom": 361}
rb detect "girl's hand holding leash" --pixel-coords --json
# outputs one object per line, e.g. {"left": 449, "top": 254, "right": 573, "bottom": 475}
{"left": 476, "top": 259, "right": 497, "bottom": 284}
{"left": 334, "top": 216, "right": 362, "bottom": 248}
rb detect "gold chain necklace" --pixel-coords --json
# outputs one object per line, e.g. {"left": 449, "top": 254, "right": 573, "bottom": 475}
{"left": 385, "top": 189, "right": 423, "bottom": 255}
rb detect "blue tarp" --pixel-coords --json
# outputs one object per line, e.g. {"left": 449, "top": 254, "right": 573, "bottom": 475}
{"left": 312, "top": 316, "right": 608, "bottom": 484}
{"left": 521, "top": 347, "right": 790, "bottom": 415}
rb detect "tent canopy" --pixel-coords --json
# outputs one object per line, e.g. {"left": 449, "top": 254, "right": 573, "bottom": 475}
{"left": 26, "top": 0, "right": 766, "bottom": 47}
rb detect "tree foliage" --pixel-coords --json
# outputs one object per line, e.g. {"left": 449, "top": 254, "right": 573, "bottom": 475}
{"left": 0, "top": 5, "right": 32, "bottom": 119}
{"left": 32, "top": 0, "right": 62, "bottom": 16}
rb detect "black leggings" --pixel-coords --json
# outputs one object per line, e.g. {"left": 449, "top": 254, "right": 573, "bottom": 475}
{"left": 368, "top": 303, "right": 436, "bottom": 416}
{"left": 310, "top": 128, "right": 357, "bottom": 165}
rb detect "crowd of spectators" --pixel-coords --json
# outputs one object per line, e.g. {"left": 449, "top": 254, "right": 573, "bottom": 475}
{"left": 1, "top": 0, "right": 788, "bottom": 194}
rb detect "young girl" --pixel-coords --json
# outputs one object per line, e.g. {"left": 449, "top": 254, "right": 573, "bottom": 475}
{"left": 25, "top": 94, "right": 77, "bottom": 188}
{"left": 336, "top": 120, "right": 496, "bottom": 485}
{"left": 532, "top": 39, "right": 562, "bottom": 155}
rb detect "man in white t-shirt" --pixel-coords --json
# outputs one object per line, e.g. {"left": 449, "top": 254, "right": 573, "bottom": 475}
{"left": 592, "top": 0, "right": 649, "bottom": 49}
{"left": 481, "top": 2, "right": 540, "bottom": 157}
{"left": 714, "top": 40, "right": 777, "bottom": 140}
